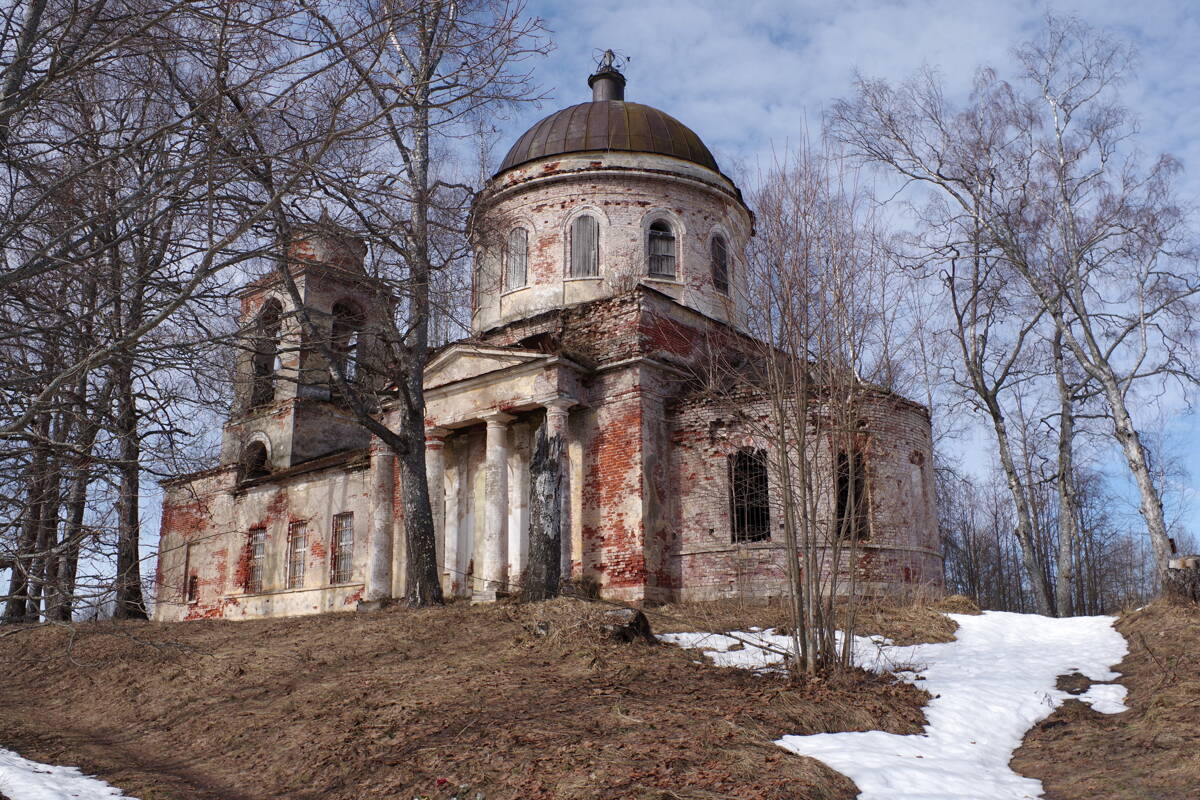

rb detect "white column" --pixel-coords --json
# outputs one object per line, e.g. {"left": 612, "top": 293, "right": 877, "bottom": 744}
{"left": 365, "top": 439, "right": 394, "bottom": 603}
{"left": 544, "top": 398, "right": 575, "bottom": 580}
{"left": 508, "top": 421, "right": 531, "bottom": 588}
{"left": 425, "top": 427, "right": 449, "bottom": 576}
{"left": 478, "top": 411, "right": 514, "bottom": 601}
{"left": 443, "top": 441, "right": 461, "bottom": 596}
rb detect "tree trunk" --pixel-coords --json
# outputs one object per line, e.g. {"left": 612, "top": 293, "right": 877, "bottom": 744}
{"left": 1053, "top": 328, "right": 1079, "bottom": 617}
{"left": 523, "top": 421, "right": 562, "bottom": 601}
{"left": 111, "top": 355, "right": 147, "bottom": 620}
{"left": 3, "top": 412, "right": 52, "bottom": 624}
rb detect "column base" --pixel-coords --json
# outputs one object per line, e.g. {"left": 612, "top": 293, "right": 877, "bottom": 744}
{"left": 471, "top": 588, "right": 510, "bottom": 604}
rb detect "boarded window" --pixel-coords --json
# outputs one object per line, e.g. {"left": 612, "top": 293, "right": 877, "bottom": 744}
{"left": 505, "top": 228, "right": 528, "bottom": 290}
{"left": 286, "top": 521, "right": 308, "bottom": 589}
{"left": 245, "top": 527, "right": 266, "bottom": 593}
{"left": 835, "top": 450, "right": 870, "bottom": 540}
{"left": 330, "top": 512, "right": 354, "bottom": 584}
{"left": 648, "top": 220, "right": 676, "bottom": 278}
{"left": 711, "top": 235, "right": 729, "bottom": 294}
{"left": 729, "top": 448, "right": 771, "bottom": 543}
{"left": 569, "top": 215, "right": 599, "bottom": 277}
{"left": 251, "top": 299, "right": 282, "bottom": 406}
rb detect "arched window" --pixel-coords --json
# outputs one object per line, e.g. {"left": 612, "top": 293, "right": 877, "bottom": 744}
{"left": 241, "top": 441, "right": 270, "bottom": 480}
{"left": 711, "top": 235, "right": 729, "bottom": 294}
{"left": 569, "top": 214, "right": 599, "bottom": 277}
{"left": 648, "top": 219, "right": 676, "bottom": 278}
{"left": 505, "top": 228, "right": 528, "bottom": 291}
{"left": 331, "top": 300, "right": 365, "bottom": 385}
{"left": 729, "top": 448, "right": 770, "bottom": 543}
{"left": 251, "top": 299, "right": 282, "bottom": 406}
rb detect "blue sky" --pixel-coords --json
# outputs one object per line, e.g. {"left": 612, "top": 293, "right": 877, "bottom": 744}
{"left": 502, "top": 0, "right": 1200, "bottom": 536}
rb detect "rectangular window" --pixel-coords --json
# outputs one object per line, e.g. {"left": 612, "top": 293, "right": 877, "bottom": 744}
{"left": 711, "top": 236, "right": 729, "bottom": 294}
{"left": 729, "top": 448, "right": 771, "bottom": 543}
{"left": 330, "top": 512, "right": 355, "bottom": 584}
{"left": 835, "top": 450, "right": 870, "bottom": 540}
{"left": 569, "top": 215, "right": 599, "bottom": 277}
{"left": 286, "top": 521, "right": 308, "bottom": 589}
{"left": 183, "top": 542, "right": 198, "bottom": 603}
{"left": 648, "top": 223, "right": 676, "bottom": 277}
{"left": 505, "top": 228, "right": 528, "bottom": 291}
{"left": 245, "top": 527, "right": 266, "bottom": 593}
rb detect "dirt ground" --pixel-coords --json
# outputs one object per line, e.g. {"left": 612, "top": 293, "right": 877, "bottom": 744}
{"left": 1011, "top": 600, "right": 1200, "bottom": 800}
{"left": 0, "top": 597, "right": 939, "bottom": 800}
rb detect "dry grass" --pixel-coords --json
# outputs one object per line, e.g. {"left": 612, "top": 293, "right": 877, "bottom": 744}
{"left": 1012, "top": 600, "right": 1200, "bottom": 799}
{"left": 0, "top": 597, "right": 942, "bottom": 800}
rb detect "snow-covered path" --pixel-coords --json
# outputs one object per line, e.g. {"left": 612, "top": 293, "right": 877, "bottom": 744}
{"left": 0, "top": 746, "right": 136, "bottom": 800}
{"left": 662, "top": 611, "right": 1130, "bottom": 800}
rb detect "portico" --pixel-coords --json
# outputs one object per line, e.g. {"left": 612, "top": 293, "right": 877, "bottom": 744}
{"left": 416, "top": 343, "right": 582, "bottom": 600}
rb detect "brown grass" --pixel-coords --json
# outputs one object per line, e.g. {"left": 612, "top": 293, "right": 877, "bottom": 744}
{"left": 1011, "top": 600, "right": 1200, "bottom": 799}
{"left": 0, "top": 597, "right": 938, "bottom": 800}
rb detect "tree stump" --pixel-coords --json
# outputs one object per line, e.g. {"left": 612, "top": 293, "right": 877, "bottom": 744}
{"left": 1165, "top": 557, "right": 1200, "bottom": 603}
{"left": 600, "top": 608, "right": 655, "bottom": 643}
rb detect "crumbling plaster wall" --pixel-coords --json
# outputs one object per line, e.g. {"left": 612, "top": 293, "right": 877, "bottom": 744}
{"left": 154, "top": 454, "right": 376, "bottom": 622}
{"left": 666, "top": 392, "right": 944, "bottom": 602}
{"left": 473, "top": 151, "right": 752, "bottom": 335}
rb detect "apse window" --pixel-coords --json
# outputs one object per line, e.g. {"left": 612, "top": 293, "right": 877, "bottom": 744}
{"left": 330, "top": 512, "right": 355, "bottom": 584}
{"left": 648, "top": 220, "right": 676, "bottom": 278}
{"left": 569, "top": 214, "right": 599, "bottom": 277}
{"left": 286, "top": 521, "right": 308, "bottom": 589}
{"left": 711, "top": 235, "right": 729, "bottom": 294}
{"left": 835, "top": 449, "right": 870, "bottom": 540}
{"left": 505, "top": 227, "right": 528, "bottom": 291}
{"left": 245, "top": 527, "right": 266, "bottom": 593}
{"left": 729, "top": 448, "right": 771, "bottom": 543}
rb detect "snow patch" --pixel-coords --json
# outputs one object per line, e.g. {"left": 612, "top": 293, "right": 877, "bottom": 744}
{"left": 661, "top": 611, "right": 1129, "bottom": 800}
{"left": 0, "top": 747, "right": 137, "bottom": 800}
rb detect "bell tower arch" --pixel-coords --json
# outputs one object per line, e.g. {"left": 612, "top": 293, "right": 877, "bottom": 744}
{"left": 220, "top": 221, "right": 391, "bottom": 475}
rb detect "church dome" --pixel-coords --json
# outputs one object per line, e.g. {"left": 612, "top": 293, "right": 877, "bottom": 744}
{"left": 496, "top": 55, "right": 719, "bottom": 175}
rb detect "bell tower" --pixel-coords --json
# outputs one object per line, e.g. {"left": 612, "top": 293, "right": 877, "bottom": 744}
{"left": 221, "top": 220, "right": 390, "bottom": 477}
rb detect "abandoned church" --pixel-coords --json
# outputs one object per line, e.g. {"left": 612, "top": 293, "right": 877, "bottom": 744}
{"left": 153, "top": 60, "right": 943, "bottom": 622}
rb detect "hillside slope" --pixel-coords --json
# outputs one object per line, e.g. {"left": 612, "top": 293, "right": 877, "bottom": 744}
{"left": 0, "top": 599, "right": 932, "bottom": 800}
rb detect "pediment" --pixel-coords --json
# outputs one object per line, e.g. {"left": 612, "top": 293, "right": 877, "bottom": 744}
{"left": 423, "top": 344, "right": 550, "bottom": 389}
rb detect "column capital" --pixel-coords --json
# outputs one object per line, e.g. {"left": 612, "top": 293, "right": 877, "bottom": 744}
{"left": 425, "top": 426, "right": 451, "bottom": 443}
{"left": 540, "top": 395, "right": 577, "bottom": 413}
{"left": 482, "top": 411, "right": 516, "bottom": 428}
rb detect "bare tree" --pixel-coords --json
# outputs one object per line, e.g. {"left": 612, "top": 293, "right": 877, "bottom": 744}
{"left": 831, "top": 15, "right": 1200, "bottom": 580}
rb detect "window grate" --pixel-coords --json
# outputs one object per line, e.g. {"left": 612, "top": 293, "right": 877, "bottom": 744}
{"left": 330, "top": 513, "right": 355, "bottom": 585}
{"left": 245, "top": 527, "right": 266, "bottom": 593}
{"left": 287, "top": 521, "right": 307, "bottom": 589}
{"left": 729, "top": 448, "right": 771, "bottom": 543}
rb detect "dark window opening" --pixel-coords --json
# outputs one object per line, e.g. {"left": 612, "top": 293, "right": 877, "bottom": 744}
{"left": 331, "top": 512, "right": 354, "bottom": 584}
{"left": 711, "top": 235, "right": 729, "bottom": 294}
{"left": 251, "top": 299, "right": 282, "bottom": 406}
{"left": 729, "top": 448, "right": 771, "bottom": 543}
{"left": 245, "top": 527, "right": 266, "bottom": 593}
{"left": 241, "top": 441, "right": 270, "bottom": 481}
{"left": 835, "top": 449, "right": 870, "bottom": 540}
{"left": 505, "top": 228, "right": 528, "bottom": 291}
{"left": 648, "top": 220, "right": 676, "bottom": 278}
{"left": 186, "top": 574, "right": 199, "bottom": 603}
{"left": 331, "top": 300, "right": 365, "bottom": 387}
{"left": 569, "top": 215, "right": 599, "bottom": 277}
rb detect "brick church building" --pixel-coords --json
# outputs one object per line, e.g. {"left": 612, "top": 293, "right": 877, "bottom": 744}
{"left": 153, "top": 59, "right": 942, "bottom": 621}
